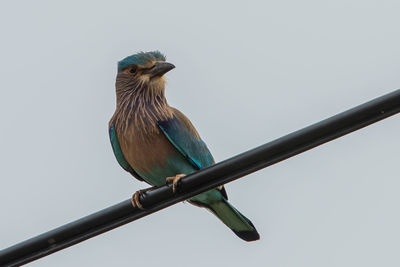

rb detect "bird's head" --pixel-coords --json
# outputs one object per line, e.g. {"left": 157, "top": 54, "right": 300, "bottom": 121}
{"left": 116, "top": 51, "right": 175, "bottom": 94}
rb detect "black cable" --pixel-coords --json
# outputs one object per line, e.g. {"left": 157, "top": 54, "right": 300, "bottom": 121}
{"left": 1, "top": 89, "right": 399, "bottom": 267}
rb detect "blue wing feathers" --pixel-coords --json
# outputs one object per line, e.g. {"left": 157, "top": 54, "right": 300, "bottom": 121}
{"left": 109, "top": 125, "right": 144, "bottom": 181}
{"left": 157, "top": 115, "right": 214, "bottom": 170}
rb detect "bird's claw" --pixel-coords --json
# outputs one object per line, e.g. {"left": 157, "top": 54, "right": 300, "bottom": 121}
{"left": 166, "top": 174, "right": 186, "bottom": 193}
{"left": 131, "top": 188, "right": 154, "bottom": 209}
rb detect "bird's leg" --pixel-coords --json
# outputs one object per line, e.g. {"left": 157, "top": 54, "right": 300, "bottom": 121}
{"left": 166, "top": 174, "right": 186, "bottom": 193}
{"left": 131, "top": 187, "right": 155, "bottom": 209}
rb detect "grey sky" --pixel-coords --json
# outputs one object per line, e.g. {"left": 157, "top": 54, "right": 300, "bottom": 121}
{"left": 1, "top": 0, "right": 399, "bottom": 266}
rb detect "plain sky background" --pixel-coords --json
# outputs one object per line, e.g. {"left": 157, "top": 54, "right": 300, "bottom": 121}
{"left": 1, "top": 0, "right": 399, "bottom": 266}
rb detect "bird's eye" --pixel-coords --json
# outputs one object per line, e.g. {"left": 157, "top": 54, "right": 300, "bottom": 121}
{"left": 129, "top": 67, "right": 137, "bottom": 73}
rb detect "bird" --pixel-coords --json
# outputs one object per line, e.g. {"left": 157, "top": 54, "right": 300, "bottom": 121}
{"left": 109, "top": 51, "right": 259, "bottom": 242}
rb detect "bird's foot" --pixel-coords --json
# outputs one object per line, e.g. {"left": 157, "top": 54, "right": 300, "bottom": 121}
{"left": 131, "top": 187, "right": 154, "bottom": 209}
{"left": 166, "top": 174, "right": 186, "bottom": 193}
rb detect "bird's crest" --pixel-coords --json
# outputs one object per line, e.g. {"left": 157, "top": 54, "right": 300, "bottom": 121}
{"left": 118, "top": 51, "right": 166, "bottom": 71}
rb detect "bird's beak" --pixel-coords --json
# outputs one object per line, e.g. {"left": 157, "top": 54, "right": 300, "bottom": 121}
{"left": 145, "top": 61, "right": 175, "bottom": 78}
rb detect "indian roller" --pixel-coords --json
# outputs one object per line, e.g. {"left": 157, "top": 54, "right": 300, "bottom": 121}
{"left": 109, "top": 51, "right": 259, "bottom": 241}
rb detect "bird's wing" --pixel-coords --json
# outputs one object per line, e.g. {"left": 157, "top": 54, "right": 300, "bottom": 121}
{"left": 109, "top": 124, "right": 144, "bottom": 181}
{"left": 157, "top": 108, "right": 215, "bottom": 170}
{"left": 157, "top": 108, "right": 228, "bottom": 199}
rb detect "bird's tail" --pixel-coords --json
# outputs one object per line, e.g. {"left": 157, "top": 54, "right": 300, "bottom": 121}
{"left": 190, "top": 192, "right": 259, "bottom": 242}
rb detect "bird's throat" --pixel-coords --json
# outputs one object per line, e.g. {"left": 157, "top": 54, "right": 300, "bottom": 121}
{"left": 112, "top": 80, "right": 173, "bottom": 136}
